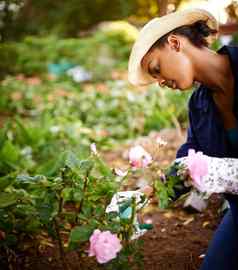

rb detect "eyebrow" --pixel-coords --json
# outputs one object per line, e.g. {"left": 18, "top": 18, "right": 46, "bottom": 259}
{"left": 147, "top": 60, "right": 159, "bottom": 78}
{"left": 147, "top": 60, "right": 154, "bottom": 76}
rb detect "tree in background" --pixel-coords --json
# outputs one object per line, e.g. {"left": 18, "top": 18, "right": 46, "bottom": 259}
{"left": 9, "top": 0, "right": 137, "bottom": 39}
{"left": 0, "top": 0, "right": 24, "bottom": 41}
{"left": 0, "top": 0, "right": 186, "bottom": 40}
{"left": 2, "top": 0, "right": 238, "bottom": 41}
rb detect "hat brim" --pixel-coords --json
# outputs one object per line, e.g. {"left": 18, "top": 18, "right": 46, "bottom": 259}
{"left": 128, "top": 8, "right": 218, "bottom": 86}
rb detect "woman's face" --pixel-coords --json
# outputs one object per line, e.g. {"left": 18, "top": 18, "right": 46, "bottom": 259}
{"left": 141, "top": 34, "right": 195, "bottom": 90}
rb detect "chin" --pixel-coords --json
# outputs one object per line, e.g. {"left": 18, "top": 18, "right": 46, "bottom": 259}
{"left": 177, "top": 80, "right": 194, "bottom": 91}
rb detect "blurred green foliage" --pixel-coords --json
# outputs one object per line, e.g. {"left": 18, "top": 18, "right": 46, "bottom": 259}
{"left": 0, "top": 74, "right": 189, "bottom": 176}
{"left": 1, "top": 21, "right": 138, "bottom": 79}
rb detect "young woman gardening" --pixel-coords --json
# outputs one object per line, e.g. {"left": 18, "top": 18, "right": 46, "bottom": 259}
{"left": 128, "top": 8, "right": 238, "bottom": 270}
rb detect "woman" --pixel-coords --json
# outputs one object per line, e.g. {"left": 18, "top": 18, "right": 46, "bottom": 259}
{"left": 128, "top": 8, "right": 238, "bottom": 270}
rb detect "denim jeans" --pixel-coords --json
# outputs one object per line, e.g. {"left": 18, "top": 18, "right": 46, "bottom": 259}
{"left": 200, "top": 209, "right": 238, "bottom": 269}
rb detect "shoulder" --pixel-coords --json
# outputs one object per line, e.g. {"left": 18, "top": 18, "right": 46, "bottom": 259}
{"left": 218, "top": 45, "right": 238, "bottom": 55}
{"left": 218, "top": 45, "right": 238, "bottom": 68}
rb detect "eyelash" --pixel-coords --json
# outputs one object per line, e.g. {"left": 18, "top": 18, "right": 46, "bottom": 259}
{"left": 154, "top": 65, "right": 160, "bottom": 74}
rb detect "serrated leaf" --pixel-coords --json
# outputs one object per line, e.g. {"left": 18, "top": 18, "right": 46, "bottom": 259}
{"left": 65, "top": 151, "right": 81, "bottom": 172}
{"left": 68, "top": 224, "right": 95, "bottom": 250}
{"left": 35, "top": 193, "right": 58, "bottom": 223}
{"left": 16, "top": 175, "right": 46, "bottom": 183}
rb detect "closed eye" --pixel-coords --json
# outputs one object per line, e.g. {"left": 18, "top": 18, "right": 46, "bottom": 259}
{"left": 148, "top": 64, "right": 160, "bottom": 78}
{"left": 153, "top": 65, "right": 160, "bottom": 74}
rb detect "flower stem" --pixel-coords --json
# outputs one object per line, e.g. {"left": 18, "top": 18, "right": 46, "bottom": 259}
{"left": 53, "top": 218, "right": 70, "bottom": 270}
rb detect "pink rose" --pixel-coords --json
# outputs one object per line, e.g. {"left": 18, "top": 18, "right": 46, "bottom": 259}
{"left": 186, "top": 149, "right": 208, "bottom": 190}
{"left": 88, "top": 229, "right": 122, "bottom": 264}
{"left": 129, "top": 145, "right": 152, "bottom": 169}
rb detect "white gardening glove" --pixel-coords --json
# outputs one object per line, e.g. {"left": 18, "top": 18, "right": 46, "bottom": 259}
{"left": 105, "top": 189, "right": 152, "bottom": 240}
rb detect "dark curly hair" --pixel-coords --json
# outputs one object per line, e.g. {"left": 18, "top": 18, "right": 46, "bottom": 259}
{"left": 151, "top": 20, "right": 217, "bottom": 49}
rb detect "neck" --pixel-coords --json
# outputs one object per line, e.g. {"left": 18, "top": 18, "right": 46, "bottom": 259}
{"left": 191, "top": 47, "right": 234, "bottom": 92}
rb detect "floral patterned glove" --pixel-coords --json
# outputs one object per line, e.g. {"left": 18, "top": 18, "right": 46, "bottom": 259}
{"left": 176, "top": 150, "right": 238, "bottom": 195}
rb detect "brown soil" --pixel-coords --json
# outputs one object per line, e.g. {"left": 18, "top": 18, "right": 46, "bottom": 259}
{"left": 140, "top": 195, "right": 222, "bottom": 270}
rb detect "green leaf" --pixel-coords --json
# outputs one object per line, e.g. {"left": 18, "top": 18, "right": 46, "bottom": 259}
{"left": 68, "top": 224, "right": 95, "bottom": 250}
{"left": 155, "top": 181, "right": 170, "bottom": 209}
{"left": 35, "top": 192, "right": 58, "bottom": 223}
{"left": 16, "top": 174, "right": 46, "bottom": 183}
{"left": 82, "top": 205, "right": 92, "bottom": 217}
{"left": 25, "top": 219, "right": 41, "bottom": 233}
{"left": 61, "top": 187, "right": 74, "bottom": 201}
{"left": 15, "top": 118, "right": 33, "bottom": 144}
{"left": 0, "top": 140, "right": 20, "bottom": 165}
{"left": 16, "top": 175, "right": 48, "bottom": 190}
{"left": 73, "top": 190, "right": 83, "bottom": 202}
{"left": 65, "top": 151, "right": 81, "bottom": 172}
{"left": 1, "top": 234, "right": 17, "bottom": 247}
{"left": 0, "top": 192, "right": 19, "bottom": 208}
{"left": 13, "top": 204, "right": 37, "bottom": 218}
{"left": 0, "top": 210, "right": 14, "bottom": 232}
{"left": 36, "top": 152, "right": 66, "bottom": 176}
{"left": 94, "top": 156, "right": 113, "bottom": 178}
{"left": 65, "top": 151, "right": 94, "bottom": 176}
{"left": 0, "top": 175, "right": 14, "bottom": 191}
{"left": 79, "top": 160, "right": 94, "bottom": 175}
{"left": 62, "top": 211, "right": 77, "bottom": 223}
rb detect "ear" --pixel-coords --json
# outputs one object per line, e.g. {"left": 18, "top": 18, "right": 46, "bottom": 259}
{"left": 167, "top": 34, "right": 180, "bottom": 52}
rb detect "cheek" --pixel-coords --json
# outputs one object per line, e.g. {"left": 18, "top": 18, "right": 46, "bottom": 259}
{"left": 163, "top": 55, "right": 194, "bottom": 89}
{"left": 160, "top": 55, "right": 181, "bottom": 76}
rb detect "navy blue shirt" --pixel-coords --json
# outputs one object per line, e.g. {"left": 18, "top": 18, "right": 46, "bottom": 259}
{"left": 176, "top": 45, "right": 238, "bottom": 159}
{"left": 176, "top": 45, "right": 238, "bottom": 224}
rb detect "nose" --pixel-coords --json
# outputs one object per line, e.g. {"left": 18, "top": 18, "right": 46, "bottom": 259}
{"left": 157, "top": 77, "right": 166, "bottom": 88}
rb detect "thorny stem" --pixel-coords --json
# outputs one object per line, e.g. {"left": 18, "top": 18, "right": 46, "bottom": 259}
{"left": 53, "top": 218, "right": 70, "bottom": 270}
{"left": 54, "top": 176, "right": 69, "bottom": 270}
{"left": 77, "top": 172, "right": 90, "bottom": 221}
{"left": 129, "top": 197, "right": 136, "bottom": 239}
{"left": 6, "top": 247, "right": 17, "bottom": 270}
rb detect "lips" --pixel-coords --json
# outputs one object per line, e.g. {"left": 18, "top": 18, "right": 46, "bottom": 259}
{"left": 172, "top": 81, "right": 177, "bottom": 89}
{"left": 160, "top": 80, "right": 177, "bottom": 89}
{"left": 166, "top": 80, "right": 177, "bottom": 89}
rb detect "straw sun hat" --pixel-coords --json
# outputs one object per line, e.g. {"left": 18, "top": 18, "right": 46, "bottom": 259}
{"left": 128, "top": 8, "right": 218, "bottom": 86}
